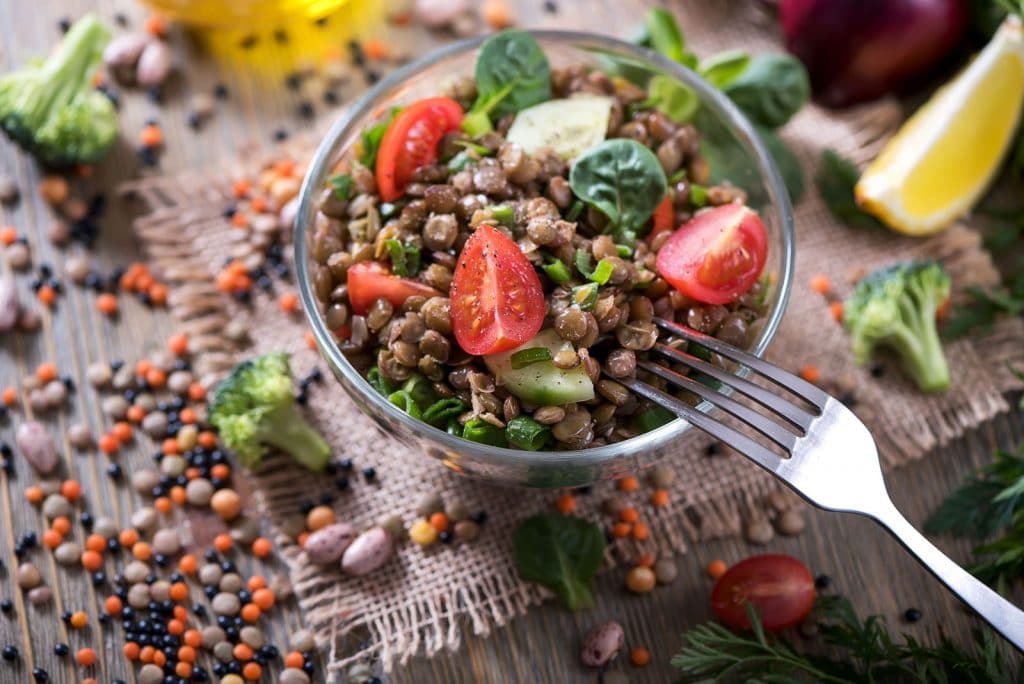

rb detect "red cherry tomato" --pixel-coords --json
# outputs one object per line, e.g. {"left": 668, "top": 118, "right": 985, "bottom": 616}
{"left": 710, "top": 554, "right": 815, "bottom": 632}
{"left": 450, "top": 225, "right": 545, "bottom": 356}
{"left": 647, "top": 194, "right": 676, "bottom": 243}
{"left": 375, "top": 97, "right": 464, "bottom": 201}
{"left": 346, "top": 261, "right": 440, "bottom": 316}
{"left": 655, "top": 203, "right": 768, "bottom": 305}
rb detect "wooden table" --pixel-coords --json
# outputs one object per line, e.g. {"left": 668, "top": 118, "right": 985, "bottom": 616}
{"left": 1, "top": 1, "right": 1021, "bottom": 682}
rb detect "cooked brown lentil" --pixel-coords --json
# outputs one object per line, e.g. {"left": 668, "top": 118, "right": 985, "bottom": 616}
{"left": 310, "top": 59, "right": 769, "bottom": 450}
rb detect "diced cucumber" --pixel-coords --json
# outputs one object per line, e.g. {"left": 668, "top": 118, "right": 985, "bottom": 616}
{"left": 484, "top": 329, "right": 595, "bottom": 405}
{"left": 506, "top": 95, "right": 613, "bottom": 160}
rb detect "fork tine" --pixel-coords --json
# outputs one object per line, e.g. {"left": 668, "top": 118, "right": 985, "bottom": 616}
{"left": 654, "top": 318, "right": 831, "bottom": 409}
{"left": 652, "top": 343, "right": 815, "bottom": 431}
{"left": 636, "top": 361, "right": 798, "bottom": 452}
{"left": 619, "top": 376, "right": 783, "bottom": 474}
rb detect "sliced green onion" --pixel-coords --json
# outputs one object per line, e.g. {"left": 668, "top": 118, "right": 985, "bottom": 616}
{"left": 447, "top": 150, "right": 473, "bottom": 172}
{"left": 572, "top": 283, "right": 599, "bottom": 310}
{"left": 574, "top": 248, "right": 594, "bottom": 278}
{"left": 423, "top": 398, "right": 467, "bottom": 428}
{"left": 366, "top": 367, "right": 396, "bottom": 396}
{"left": 505, "top": 416, "right": 552, "bottom": 451}
{"left": 402, "top": 374, "right": 436, "bottom": 412}
{"left": 510, "top": 347, "right": 553, "bottom": 370}
{"left": 589, "top": 259, "right": 615, "bottom": 285}
{"left": 384, "top": 239, "right": 421, "bottom": 277}
{"left": 542, "top": 258, "right": 572, "bottom": 284}
{"left": 387, "top": 390, "right": 423, "bottom": 419}
{"left": 565, "top": 200, "right": 584, "bottom": 222}
{"left": 329, "top": 174, "right": 354, "bottom": 200}
{"left": 616, "top": 244, "right": 633, "bottom": 258}
{"left": 669, "top": 168, "right": 687, "bottom": 183}
{"left": 462, "top": 418, "right": 507, "bottom": 447}
{"left": 489, "top": 204, "right": 515, "bottom": 227}
{"left": 447, "top": 419, "right": 463, "bottom": 436}
{"left": 633, "top": 405, "right": 675, "bottom": 433}
{"left": 690, "top": 184, "right": 708, "bottom": 207}
{"left": 454, "top": 139, "right": 493, "bottom": 155}
{"left": 461, "top": 111, "right": 493, "bottom": 138}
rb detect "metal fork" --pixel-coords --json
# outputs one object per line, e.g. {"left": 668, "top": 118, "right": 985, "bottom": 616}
{"left": 619, "top": 317, "right": 1024, "bottom": 651}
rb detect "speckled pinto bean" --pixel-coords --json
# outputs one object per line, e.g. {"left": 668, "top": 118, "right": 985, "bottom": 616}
{"left": 340, "top": 527, "right": 394, "bottom": 576}
{"left": 580, "top": 621, "right": 624, "bottom": 668}
{"left": 303, "top": 522, "right": 356, "bottom": 565}
{"left": 17, "top": 421, "right": 58, "bottom": 474}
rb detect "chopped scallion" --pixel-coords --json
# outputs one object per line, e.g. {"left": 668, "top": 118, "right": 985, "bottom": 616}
{"left": 510, "top": 347, "right": 553, "bottom": 370}
{"left": 387, "top": 390, "right": 423, "bottom": 419}
{"left": 572, "top": 283, "right": 599, "bottom": 310}
{"left": 542, "top": 258, "right": 572, "bottom": 284}
{"left": 589, "top": 259, "right": 615, "bottom": 285}
{"left": 690, "top": 184, "right": 708, "bottom": 207}
{"left": 616, "top": 244, "right": 633, "bottom": 258}
{"left": 489, "top": 204, "right": 515, "bottom": 227}
{"left": 384, "top": 239, "right": 421, "bottom": 277}
{"left": 574, "top": 248, "right": 594, "bottom": 278}
{"left": 505, "top": 416, "right": 552, "bottom": 451}
{"left": 329, "top": 174, "right": 354, "bottom": 200}
{"left": 462, "top": 418, "right": 508, "bottom": 447}
{"left": 566, "top": 199, "right": 584, "bottom": 221}
{"left": 423, "top": 398, "right": 467, "bottom": 428}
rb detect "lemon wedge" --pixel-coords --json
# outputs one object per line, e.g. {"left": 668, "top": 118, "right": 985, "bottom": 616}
{"left": 855, "top": 17, "right": 1024, "bottom": 236}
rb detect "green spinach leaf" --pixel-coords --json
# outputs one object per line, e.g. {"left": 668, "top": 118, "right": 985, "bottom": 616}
{"left": 463, "top": 30, "right": 550, "bottom": 136}
{"left": 698, "top": 50, "right": 750, "bottom": 89}
{"left": 758, "top": 127, "right": 804, "bottom": 204}
{"left": 569, "top": 139, "right": 667, "bottom": 245}
{"left": 644, "top": 75, "right": 699, "bottom": 123}
{"left": 723, "top": 54, "right": 809, "bottom": 129}
{"left": 817, "top": 149, "right": 885, "bottom": 230}
{"left": 329, "top": 174, "right": 354, "bottom": 201}
{"left": 513, "top": 513, "right": 605, "bottom": 610}
{"left": 359, "top": 107, "right": 400, "bottom": 168}
{"left": 644, "top": 7, "right": 697, "bottom": 68}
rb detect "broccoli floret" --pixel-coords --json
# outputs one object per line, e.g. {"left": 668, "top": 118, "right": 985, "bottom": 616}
{"left": 0, "top": 14, "right": 118, "bottom": 167}
{"left": 209, "top": 352, "right": 331, "bottom": 471}
{"left": 843, "top": 261, "right": 952, "bottom": 393}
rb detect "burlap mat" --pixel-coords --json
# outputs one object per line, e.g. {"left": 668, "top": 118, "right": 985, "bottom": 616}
{"left": 121, "top": 2, "right": 1024, "bottom": 674}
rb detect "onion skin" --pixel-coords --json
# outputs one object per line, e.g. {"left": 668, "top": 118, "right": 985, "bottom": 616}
{"left": 780, "top": 0, "right": 969, "bottom": 107}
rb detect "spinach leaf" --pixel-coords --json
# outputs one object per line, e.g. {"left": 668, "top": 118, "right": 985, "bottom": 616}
{"left": 569, "top": 139, "right": 667, "bottom": 245}
{"left": 360, "top": 107, "right": 400, "bottom": 168}
{"left": 698, "top": 50, "right": 750, "bottom": 89}
{"left": 645, "top": 8, "right": 697, "bottom": 68}
{"left": 644, "top": 75, "right": 699, "bottom": 123}
{"left": 513, "top": 513, "right": 605, "bottom": 610}
{"left": 817, "top": 149, "right": 885, "bottom": 230}
{"left": 723, "top": 54, "right": 809, "bottom": 129}
{"left": 329, "top": 174, "right": 354, "bottom": 201}
{"left": 463, "top": 30, "right": 550, "bottom": 136}
{"left": 759, "top": 127, "right": 804, "bottom": 204}
{"left": 699, "top": 118, "right": 804, "bottom": 205}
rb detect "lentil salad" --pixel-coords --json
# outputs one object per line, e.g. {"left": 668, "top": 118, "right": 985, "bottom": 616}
{"left": 308, "top": 30, "right": 771, "bottom": 451}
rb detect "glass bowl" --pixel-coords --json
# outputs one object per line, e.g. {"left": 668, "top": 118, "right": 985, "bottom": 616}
{"left": 295, "top": 30, "right": 795, "bottom": 488}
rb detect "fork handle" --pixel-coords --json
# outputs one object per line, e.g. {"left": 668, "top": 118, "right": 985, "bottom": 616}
{"left": 872, "top": 501, "right": 1024, "bottom": 652}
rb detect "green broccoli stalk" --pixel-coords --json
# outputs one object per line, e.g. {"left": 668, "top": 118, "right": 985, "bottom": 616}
{"left": 209, "top": 352, "right": 331, "bottom": 471}
{"left": 843, "top": 261, "right": 952, "bottom": 393}
{"left": 0, "top": 14, "right": 118, "bottom": 167}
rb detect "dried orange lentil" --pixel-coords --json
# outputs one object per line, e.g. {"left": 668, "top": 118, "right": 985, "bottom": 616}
{"left": 632, "top": 521, "right": 650, "bottom": 541}
{"left": 52, "top": 517, "right": 71, "bottom": 535}
{"left": 809, "top": 274, "right": 832, "bottom": 294}
{"left": 251, "top": 537, "right": 272, "bottom": 558}
{"left": 251, "top": 588, "right": 275, "bottom": 610}
{"left": 650, "top": 489, "right": 670, "bottom": 507}
{"left": 96, "top": 292, "right": 118, "bottom": 315}
{"left": 799, "top": 365, "right": 821, "bottom": 383}
{"left": 630, "top": 646, "right": 651, "bottom": 667}
{"left": 76, "top": 647, "right": 97, "bottom": 665}
{"left": 36, "top": 362, "right": 57, "bottom": 383}
{"left": 139, "top": 124, "right": 163, "bottom": 148}
{"left": 168, "top": 333, "right": 189, "bottom": 355}
{"left": 555, "top": 493, "right": 577, "bottom": 514}
{"left": 617, "top": 475, "right": 639, "bottom": 492}
{"left": 2, "top": 386, "right": 17, "bottom": 406}
{"left": 214, "top": 534, "right": 233, "bottom": 553}
{"left": 706, "top": 558, "right": 728, "bottom": 579}
{"left": 133, "top": 541, "right": 153, "bottom": 561}
{"left": 42, "top": 529, "right": 62, "bottom": 549}
{"left": 830, "top": 301, "right": 844, "bottom": 322}
{"left": 81, "top": 550, "right": 103, "bottom": 571}
{"left": 25, "top": 486, "right": 44, "bottom": 504}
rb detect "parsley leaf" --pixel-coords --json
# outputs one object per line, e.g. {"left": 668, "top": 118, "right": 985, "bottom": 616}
{"left": 816, "top": 149, "right": 885, "bottom": 230}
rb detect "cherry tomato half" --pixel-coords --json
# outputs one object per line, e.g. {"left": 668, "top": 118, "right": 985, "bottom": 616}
{"left": 710, "top": 554, "right": 815, "bottom": 632}
{"left": 647, "top": 194, "right": 676, "bottom": 244}
{"left": 346, "top": 261, "right": 440, "bottom": 316}
{"left": 450, "top": 225, "right": 545, "bottom": 356}
{"left": 655, "top": 203, "right": 768, "bottom": 305}
{"left": 375, "top": 97, "right": 464, "bottom": 201}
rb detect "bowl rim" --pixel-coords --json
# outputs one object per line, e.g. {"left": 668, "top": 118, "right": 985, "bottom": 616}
{"left": 294, "top": 29, "right": 795, "bottom": 470}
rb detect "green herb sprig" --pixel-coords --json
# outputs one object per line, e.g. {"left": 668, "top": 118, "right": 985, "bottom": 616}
{"left": 513, "top": 513, "right": 604, "bottom": 610}
{"left": 926, "top": 442, "right": 1024, "bottom": 591}
{"left": 672, "top": 596, "right": 1020, "bottom": 683}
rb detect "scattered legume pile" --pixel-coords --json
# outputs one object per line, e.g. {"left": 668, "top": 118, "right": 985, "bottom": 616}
{"left": 308, "top": 31, "right": 772, "bottom": 451}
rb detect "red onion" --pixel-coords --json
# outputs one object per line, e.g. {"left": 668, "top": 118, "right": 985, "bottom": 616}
{"left": 780, "top": 0, "right": 969, "bottom": 107}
